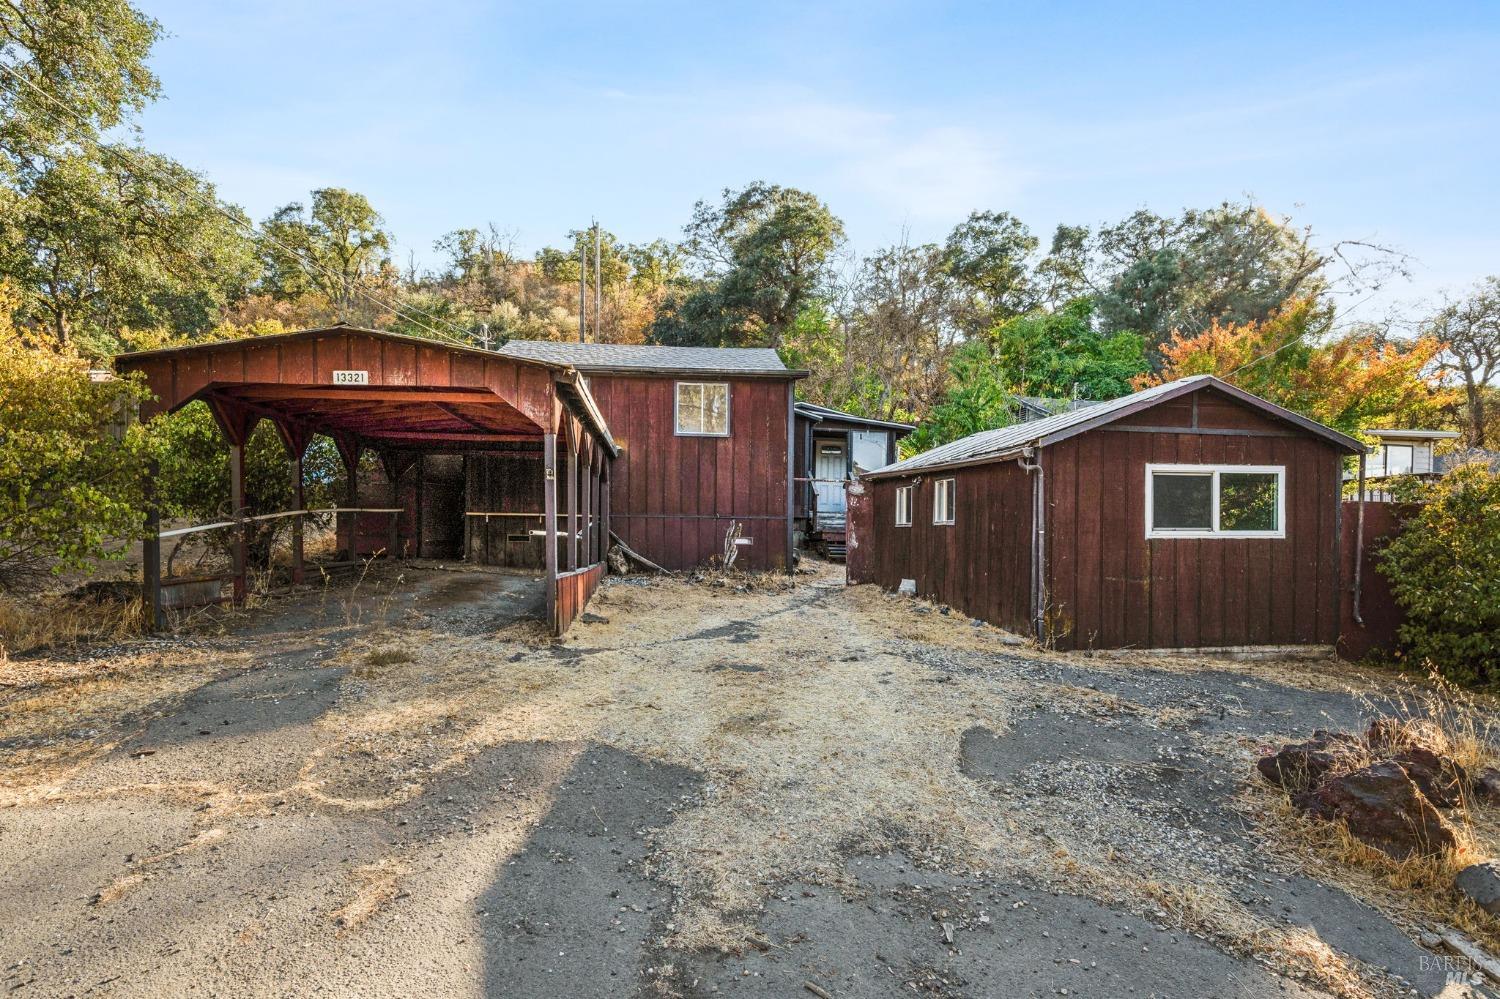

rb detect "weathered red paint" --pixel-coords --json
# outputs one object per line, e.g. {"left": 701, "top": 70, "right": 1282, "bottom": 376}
{"left": 554, "top": 562, "right": 606, "bottom": 635}
{"left": 850, "top": 384, "right": 1349, "bottom": 650}
{"left": 117, "top": 327, "right": 615, "bottom": 635}
{"left": 583, "top": 375, "right": 797, "bottom": 571}
{"left": 1337, "top": 500, "right": 1410, "bottom": 661}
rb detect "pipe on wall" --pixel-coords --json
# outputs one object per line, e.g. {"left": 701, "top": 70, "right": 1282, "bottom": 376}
{"left": 1018, "top": 448, "right": 1045, "bottom": 643}
{"left": 1353, "top": 451, "right": 1367, "bottom": 627}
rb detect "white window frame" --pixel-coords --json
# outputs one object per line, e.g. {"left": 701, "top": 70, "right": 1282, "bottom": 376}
{"left": 1145, "top": 464, "right": 1285, "bottom": 539}
{"left": 895, "top": 485, "right": 913, "bottom": 526}
{"left": 673, "top": 381, "right": 731, "bottom": 437}
{"left": 932, "top": 477, "right": 956, "bottom": 526}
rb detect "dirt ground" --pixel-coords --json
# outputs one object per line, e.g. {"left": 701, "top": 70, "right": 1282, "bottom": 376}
{"left": 0, "top": 559, "right": 1493, "bottom": 998}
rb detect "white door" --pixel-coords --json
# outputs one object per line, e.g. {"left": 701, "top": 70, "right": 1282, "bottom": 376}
{"left": 813, "top": 441, "right": 847, "bottom": 518}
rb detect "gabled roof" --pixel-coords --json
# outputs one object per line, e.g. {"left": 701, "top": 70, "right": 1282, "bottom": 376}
{"left": 496, "top": 339, "right": 801, "bottom": 378}
{"left": 794, "top": 401, "right": 915, "bottom": 433}
{"left": 863, "top": 375, "right": 1366, "bottom": 479}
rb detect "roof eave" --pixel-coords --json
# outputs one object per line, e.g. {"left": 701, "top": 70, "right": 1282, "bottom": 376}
{"left": 569, "top": 365, "right": 805, "bottom": 380}
{"left": 114, "top": 324, "right": 565, "bottom": 373}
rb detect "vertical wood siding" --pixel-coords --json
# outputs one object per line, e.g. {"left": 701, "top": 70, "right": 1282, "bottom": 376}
{"left": 854, "top": 386, "right": 1347, "bottom": 650}
{"left": 1044, "top": 427, "right": 1344, "bottom": 650}
{"left": 584, "top": 375, "right": 793, "bottom": 571}
{"left": 848, "top": 461, "right": 1034, "bottom": 636}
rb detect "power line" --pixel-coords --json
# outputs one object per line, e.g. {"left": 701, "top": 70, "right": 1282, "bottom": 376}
{"left": 0, "top": 61, "right": 478, "bottom": 349}
{"left": 1223, "top": 288, "right": 1387, "bottom": 380}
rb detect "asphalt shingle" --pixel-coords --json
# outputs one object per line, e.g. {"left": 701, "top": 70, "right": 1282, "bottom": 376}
{"left": 496, "top": 339, "right": 789, "bottom": 374}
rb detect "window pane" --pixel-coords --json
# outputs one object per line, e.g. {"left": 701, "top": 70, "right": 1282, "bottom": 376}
{"left": 1219, "top": 472, "right": 1278, "bottom": 532}
{"left": 702, "top": 384, "right": 729, "bottom": 434}
{"left": 677, "top": 384, "right": 703, "bottom": 433}
{"left": 1152, "top": 473, "right": 1212, "bottom": 530}
{"left": 1385, "top": 445, "right": 1414, "bottom": 475}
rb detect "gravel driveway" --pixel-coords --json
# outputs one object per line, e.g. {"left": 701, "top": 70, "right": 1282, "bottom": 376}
{"left": 0, "top": 560, "right": 1481, "bottom": 998}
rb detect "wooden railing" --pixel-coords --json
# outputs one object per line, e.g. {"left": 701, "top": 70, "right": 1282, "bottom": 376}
{"left": 553, "top": 562, "right": 605, "bottom": 636}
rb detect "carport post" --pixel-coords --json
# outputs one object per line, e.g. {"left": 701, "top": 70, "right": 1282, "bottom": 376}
{"left": 229, "top": 441, "right": 247, "bottom": 604}
{"left": 566, "top": 427, "right": 579, "bottom": 571}
{"left": 600, "top": 467, "right": 610, "bottom": 565}
{"left": 386, "top": 455, "right": 401, "bottom": 560}
{"left": 290, "top": 448, "right": 305, "bottom": 585}
{"left": 544, "top": 432, "right": 558, "bottom": 627}
{"left": 580, "top": 440, "right": 592, "bottom": 566}
{"left": 142, "top": 458, "right": 164, "bottom": 631}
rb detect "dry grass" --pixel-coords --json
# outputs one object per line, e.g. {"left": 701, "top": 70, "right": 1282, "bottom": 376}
{"left": 331, "top": 858, "right": 406, "bottom": 931}
{"left": 0, "top": 590, "right": 143, "bottom": 658}
{"left": 1242, "top": 677, "right": 1500, "bottom": 964}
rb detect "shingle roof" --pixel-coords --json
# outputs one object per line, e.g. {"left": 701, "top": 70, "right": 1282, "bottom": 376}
{"left": 864, "top": 375, "right": 1365, "bottom": 479}
{"left": 496, "top": 339, "right": 793, "bottom": 376}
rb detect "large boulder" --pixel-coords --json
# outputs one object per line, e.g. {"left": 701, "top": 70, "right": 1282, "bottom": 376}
{"left": 1457, "top": 861, "right": 1500, "bottom": 916}
{"left": 1293, "top": 761, "right": 1458, "bottom": 859}
{"left": 1391, "top": 746, "right": 1469, "bottom": 808}
{"left": 1472, "top": 767, "right": 1500, "bottom": 805}
{"left": 1257, "top": 730, "right": 1364, "bottom": 793}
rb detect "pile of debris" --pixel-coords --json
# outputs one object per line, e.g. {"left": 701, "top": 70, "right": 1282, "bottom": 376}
{"left": 1257, "top": 719, "right": 1499, "bottom": 860}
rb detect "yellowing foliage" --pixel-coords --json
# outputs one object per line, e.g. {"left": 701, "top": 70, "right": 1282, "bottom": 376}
{"left": 1139, "top": 298, "right": 1453, "bottom": 435}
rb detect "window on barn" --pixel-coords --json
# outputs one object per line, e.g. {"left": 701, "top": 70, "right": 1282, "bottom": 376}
{"left": 675, "top": 382, "right": 730, "bottom": 436}
{"left": 1146, "top": 465, "right": 1284, "bottom": 538}
{"left": 933, "top": 478, "right": 956, "bottom": 525}
{"left": 895, "top": 485, "right": 913, "bottom": 526}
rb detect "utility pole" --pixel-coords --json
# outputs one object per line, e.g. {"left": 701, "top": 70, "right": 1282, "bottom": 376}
{"left": 593, "top": 221, "right": 602, "bottom": 342}
{"left": 578, "top": 233, "right": 586, "bottom": 343}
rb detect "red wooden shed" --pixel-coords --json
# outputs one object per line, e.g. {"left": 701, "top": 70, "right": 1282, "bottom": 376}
{"left": 847, "top": 376, "right": 1366, "bottom": 651}
{"left": 496, "top": 340, "right": 806, "bottom": 572}
{"left": 116, "top": 325, "right": 617, "bottom": 635}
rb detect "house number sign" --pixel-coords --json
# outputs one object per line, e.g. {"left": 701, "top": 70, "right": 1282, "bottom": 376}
{"left": 332, "top": 370, "right": 369, "bottom": 385}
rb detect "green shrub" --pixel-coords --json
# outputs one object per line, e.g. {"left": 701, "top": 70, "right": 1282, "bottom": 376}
{"left": 1379, "top": 464, "right": 1500, "bottom": 687}
{"left": 0, "top": 290, "right": 154, "bottom": 591}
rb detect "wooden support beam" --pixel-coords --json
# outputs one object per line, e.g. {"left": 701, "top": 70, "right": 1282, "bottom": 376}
{"left": 355, "top": 431, "right": 535, "bottom": 445}
{"left": 601, "top": 470, "right": 611, "bottom": 568}
{"left": 566, "top": 424, "right": 579, "bottom": 571}
{"left": 229, "top": 441, "right": 247, "bottom": 604}
{"left": 544, "top": 433, "right": 558, "bottom": 629}
{"left": 580, "top": 439, "right": 592, "bottom": 567}
{"left": 223, "top": 386, "right": 506, "bottom": 405}
{"left": 142, "top": 459, "right": 163, "bottom": 630}
{"left": 290, "top": 448, "right": 305, "bottom": 584}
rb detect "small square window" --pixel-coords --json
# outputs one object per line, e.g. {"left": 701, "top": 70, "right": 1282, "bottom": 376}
{"left": 933, "top": 478, "right": 956, "bottom": 525}
{"left": 895, "top": 485, "right": 913, "bottom": 526}
{"left": 675, "top": 382, "right": 730, "bottom": 436}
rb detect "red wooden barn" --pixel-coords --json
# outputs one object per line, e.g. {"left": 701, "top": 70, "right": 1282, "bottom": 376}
{"left": 847, "top": 376, "right": 1366, "bottom": 651}
{"left": 116, "top": 328, "right": 807, "bottom": 633}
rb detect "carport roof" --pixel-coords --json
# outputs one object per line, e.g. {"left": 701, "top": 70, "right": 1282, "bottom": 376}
{"left": 114, "top": 324, "right": 617, "bottom": 455}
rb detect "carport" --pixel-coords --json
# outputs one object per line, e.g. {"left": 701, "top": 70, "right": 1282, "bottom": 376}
{"left": 115, "top": 324, "right": 618, "bottom": 636}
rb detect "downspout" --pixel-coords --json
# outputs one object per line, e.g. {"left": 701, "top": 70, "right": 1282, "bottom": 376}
{"left": 1353, "top": 451, "right": 1367, "bottom": 627}
{"left": 1018, "top": 447, "right": 1045, "bottom": 644}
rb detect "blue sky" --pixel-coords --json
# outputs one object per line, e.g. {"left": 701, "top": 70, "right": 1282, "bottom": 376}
{"left": 135, "top": 1, "right": 1499, "bottom": 318}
